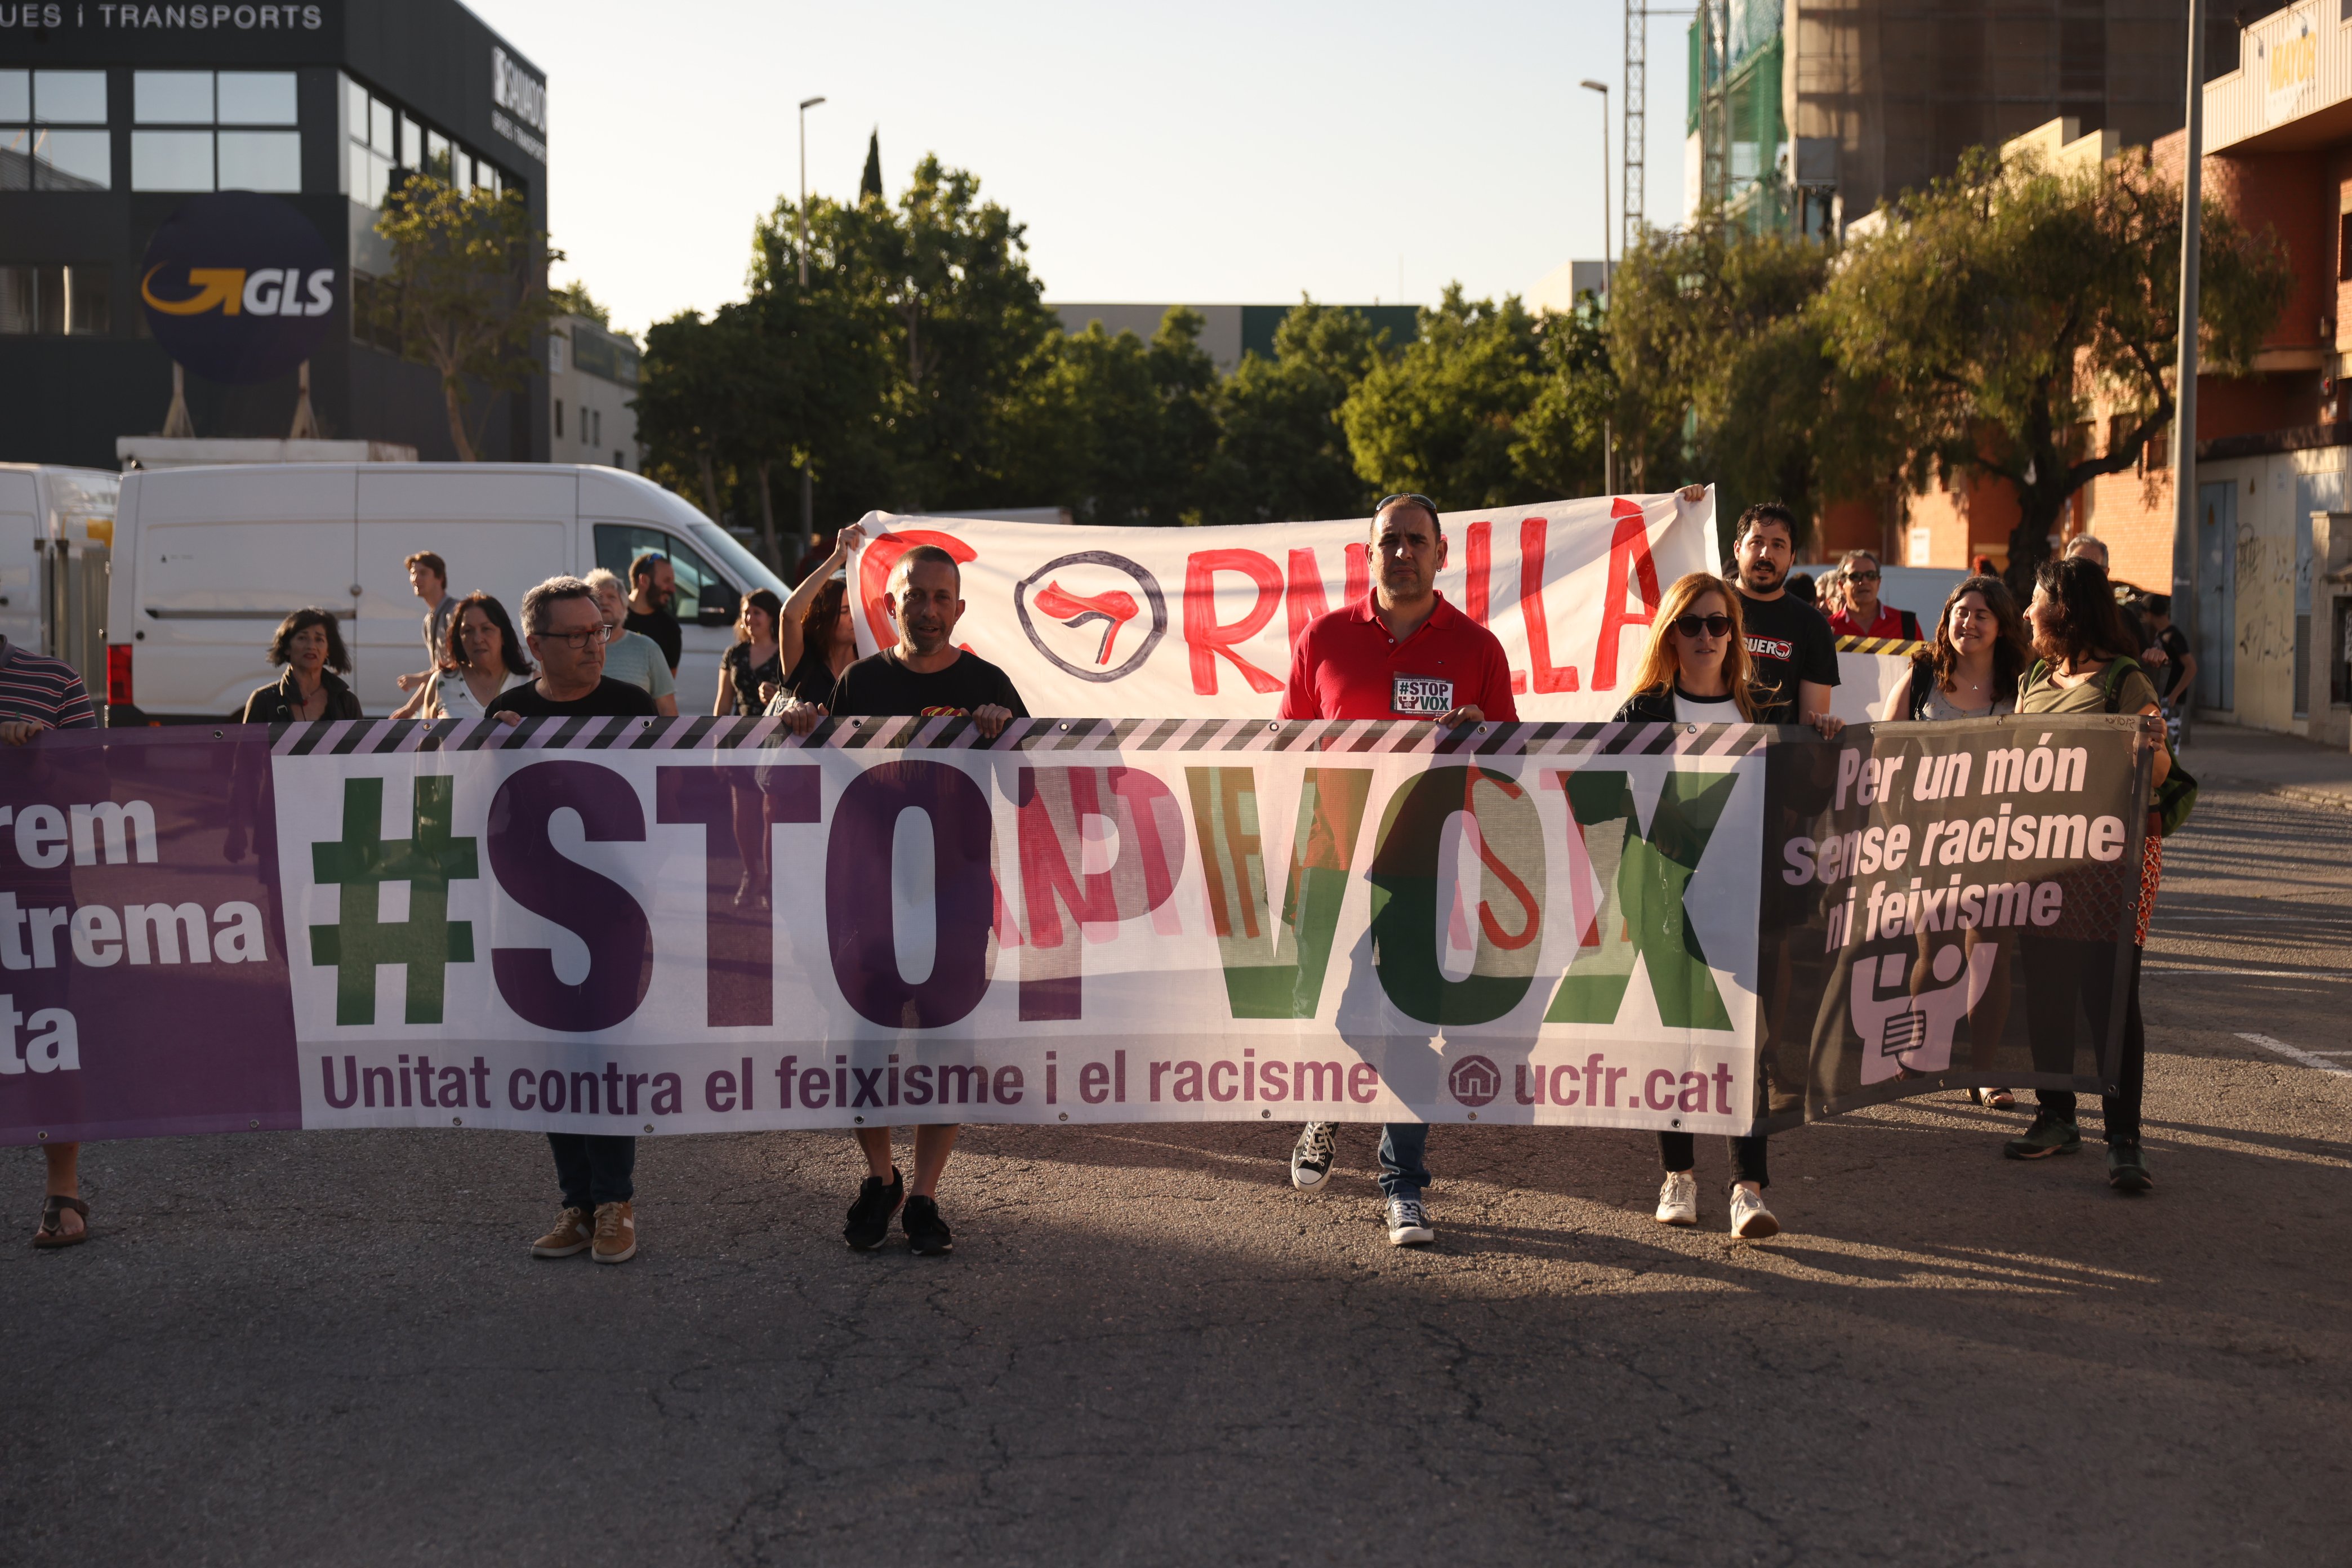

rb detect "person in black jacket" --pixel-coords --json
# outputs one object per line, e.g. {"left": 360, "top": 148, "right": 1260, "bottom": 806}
{"left": 240, "top": 608, "right": 362, "bottom": 723}
{"left": 1611, "top": 573, "right": 1841, "bottom": 1239}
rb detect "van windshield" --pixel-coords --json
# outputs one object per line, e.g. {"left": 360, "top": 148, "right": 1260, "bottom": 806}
{"left": 687, "top": 520, "right": 786, "bottom": 596}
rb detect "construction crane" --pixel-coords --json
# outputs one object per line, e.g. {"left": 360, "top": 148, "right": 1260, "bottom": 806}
{"left": 1624, "top": 0, "right": 1697, "bottom": 251}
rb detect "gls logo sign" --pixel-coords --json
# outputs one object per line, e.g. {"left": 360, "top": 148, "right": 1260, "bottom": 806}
{"left": 139, "top": 191, "right": 337, "bottom": 385}
{"left": 142, "top": 266, "right": 335, "bottom": 319}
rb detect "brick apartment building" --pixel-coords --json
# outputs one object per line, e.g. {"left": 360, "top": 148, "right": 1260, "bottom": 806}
{"left": 1848, "top": 5, "right": 2352, "bottom": 744}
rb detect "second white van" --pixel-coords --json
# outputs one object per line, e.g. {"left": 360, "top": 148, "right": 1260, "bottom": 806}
{"left": 106, "top": 462, "right": 787, "bottom": 723}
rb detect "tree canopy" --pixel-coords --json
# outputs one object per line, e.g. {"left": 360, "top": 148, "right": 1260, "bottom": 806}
{"left": 1819, "top": 145, "right": 2293, "bottom": 585}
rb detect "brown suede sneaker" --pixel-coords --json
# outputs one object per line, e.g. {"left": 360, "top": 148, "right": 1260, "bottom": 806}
{"left": 531, "top": 1205, "right": 594, "bottom": 1259}
{"left": 591, "top": 1200, "right": 636, "bottom": 1264}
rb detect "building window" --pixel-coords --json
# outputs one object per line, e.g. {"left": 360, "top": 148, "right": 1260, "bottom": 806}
{"left": 2339, "top": 212, "right": 2352, "bottom": 281}
{"left": 554, "top": 399, "right": 564, "bottom": 439}
{"left": 0, "top": 265, "right": 112, "bottom": 336}
{"left": 132, "top": 69, "right": 299, "bottom": 194}
{"left": 0, "top": 70, "right": 113, "bottom": 191}
{"left": 342, "top": 73, "right": 506, "bottom": 211}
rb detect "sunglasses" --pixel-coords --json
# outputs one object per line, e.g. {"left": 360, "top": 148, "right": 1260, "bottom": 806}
{"left": 1672, "top": 613, "right": 1733, "bottom": 638}
{"left": 1847, "top": 570, "right": 1881, "bottom": 582}
{"left": 1375, "top": 493, "right": 1442, "bottom": 528}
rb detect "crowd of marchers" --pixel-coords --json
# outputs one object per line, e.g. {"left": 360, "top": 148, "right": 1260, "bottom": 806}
{"left": 14, "top": 493, "right": 2179, "bottom": 1259}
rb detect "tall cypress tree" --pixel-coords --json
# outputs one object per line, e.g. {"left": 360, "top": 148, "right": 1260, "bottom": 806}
{"left": 859, "top": 130, "right": 884, "bottom": 204}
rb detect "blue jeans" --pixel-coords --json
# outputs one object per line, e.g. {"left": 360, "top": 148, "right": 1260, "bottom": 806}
{"left": 1377, "top": 1122, "right": 1430, "bottom": 1201}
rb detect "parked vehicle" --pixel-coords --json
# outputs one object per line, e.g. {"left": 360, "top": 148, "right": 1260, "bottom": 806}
{"left": 0, "top": 464, "right": 119, "bottom": 694}
{"left": 104, "top": 463, "right": 785, "bottom": 722}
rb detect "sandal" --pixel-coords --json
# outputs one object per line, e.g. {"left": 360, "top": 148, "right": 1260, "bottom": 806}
{"left": 1967, "top": 1086, "right": 2016, "bottom": 1111}
{"left": 33, "top": 1194, "right": 88, "bottom": 1248}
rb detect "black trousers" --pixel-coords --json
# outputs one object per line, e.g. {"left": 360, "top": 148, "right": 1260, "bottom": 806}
{"left": 1658, "top": 1133, "right": 1769, "bottom": 1188}
{"left": 548, "top": 1134, "right": 636, "bottom": 1210}
{"left": 2023, "top": 940, "right": 2145, "bottom": 1144}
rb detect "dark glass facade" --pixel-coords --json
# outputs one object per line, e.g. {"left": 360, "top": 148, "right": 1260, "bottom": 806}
{"left": 0, "top": 0, "right": 549, "bottom": 467}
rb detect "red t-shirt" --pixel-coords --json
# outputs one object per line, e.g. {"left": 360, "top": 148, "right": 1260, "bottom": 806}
{"left": 1827, "top": 603, "right": 1922, "bottom": 641}
{"left": 1279, "top": 594, "right": 1520, "bottom": 722}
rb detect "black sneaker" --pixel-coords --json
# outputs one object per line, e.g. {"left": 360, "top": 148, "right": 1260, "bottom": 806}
{"left": 2107, "top": 1140, "right": 2154, "bottom": 1194}
{"left": 1290, "top": 1122, "right": 1338, "bottom": 1191}
{"left": 902, "top": 1194, "right": 954, "bottom": 1256}
{"left": 844, "top": 1169, "right": 903, "bottom": 1250}
{"left": 2003, "top": 1114, "right": 2083, "bottom": 1160}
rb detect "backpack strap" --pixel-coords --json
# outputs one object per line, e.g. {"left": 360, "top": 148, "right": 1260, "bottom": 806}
{"left": 1899, "top": 609, "right": 1922, "bottom": 643}
{"left": 1905, "top": 658, "right": 1934, "bottom": 720}
{"left": 2097, "top": 656, "right": 2144, "bottom": 715}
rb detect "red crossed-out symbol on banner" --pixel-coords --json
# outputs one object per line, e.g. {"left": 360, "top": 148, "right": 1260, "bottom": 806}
{"left": 1031, "top": 580, "right": 1141, "bottom": 666}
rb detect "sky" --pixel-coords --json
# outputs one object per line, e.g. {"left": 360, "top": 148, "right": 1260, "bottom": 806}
{"left": 466, "top": 0, "right": 1694, "bottom": 341}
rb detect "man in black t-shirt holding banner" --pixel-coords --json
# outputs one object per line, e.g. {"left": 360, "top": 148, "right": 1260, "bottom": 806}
{"left": 779, "top": 544, "right": 1028, "bottom": 1257}
{"left": 1729, "top": 502, "right": 1839, "bottom": 721}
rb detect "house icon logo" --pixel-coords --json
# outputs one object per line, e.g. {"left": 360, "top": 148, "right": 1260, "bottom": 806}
{"left": 1447, "top": 1054, "right": 1502, "bottom": 1108}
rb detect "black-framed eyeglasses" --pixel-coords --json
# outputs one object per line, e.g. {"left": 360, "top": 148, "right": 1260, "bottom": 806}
{"left": 1847, "top": 569, "right": 1881, "bottom": 582}
{"left": 1672, "top": 613, "right": 1733, "bottom": 638}
{"left": 540, "top": 627, "right": 603, "bottom": 651}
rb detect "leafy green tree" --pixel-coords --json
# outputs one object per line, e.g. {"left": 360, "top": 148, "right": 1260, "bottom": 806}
{"left": 1341, "top": 286, "right": 1548, "bottom": 509}
{"left": 1512, "top": 294, "right": 1616, "bottom": 502}
{"left": 1004, "top": 307, "right": 1223, "bottom": 525}
{"left": 373, "top": 179, "right": 561, "bottom": 461}
{"left": 1605, "top": 221, "right": 1845, "bottom": 551}
{"left": 1208, "top": 299, "right": 1393, "bottom": 523}
{"left": 859, "top": 130, "right": 883, "bottom": 204}
{"left": 550, "top": 279, "right": 609, "bottom": 327}
{"left": 1819, "top": 145, "right": 2293, "bottom": 586}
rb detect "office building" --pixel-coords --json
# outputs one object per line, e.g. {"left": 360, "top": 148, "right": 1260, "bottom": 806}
{"left": 0, "top": 0, "right": 549, "bottom": 469}
{"left": 548, "top": 311, "right": 640, "bottom": 473}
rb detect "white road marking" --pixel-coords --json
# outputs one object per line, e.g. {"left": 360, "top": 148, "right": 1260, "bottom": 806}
{"left": 2237, "top": 1033, "right": 2352, "bottom": 1076}
{"left": 2146, "top": 965, "right": 2352, "bottom": 979}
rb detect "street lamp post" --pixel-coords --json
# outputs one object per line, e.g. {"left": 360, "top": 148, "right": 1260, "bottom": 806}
{"left": 2171, "top": 3, "right": 2203, "bottom": 746}
{"left": 797, "top": 93, "right": 826, "bottom": 555}
{"left": 1580, "top": 78, "right": 1615, "bottom": 494}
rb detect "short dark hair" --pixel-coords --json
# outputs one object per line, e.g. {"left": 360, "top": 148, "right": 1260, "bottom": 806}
{"left": 1373, "top": 493, "right": 1444, "bottom": 536}
{"left": 2032, "top": 556, "right": 2135, "bottom": 666}
{"left": 444, "top": 591, "right": 533, "bottom": 677}
{"left": 404, "top": 551, "right": 447, "bottom": 581}
{"left": 1734, "top": 502, "right": 1797, "bottom": 545}
{"left": 266, "top": 608, "right": 351, "bottom": 673}
{"left": 629, "top": 550, "right": 669, "bottom": 587}
{"left": 520, "top": 575, "right": 599, "bottom": 636}
{"left": 2142, "top": 593, "right": 2172, "bottom": 618}
{"left": 889, "top": 544, "right": 962, "bottom": 593}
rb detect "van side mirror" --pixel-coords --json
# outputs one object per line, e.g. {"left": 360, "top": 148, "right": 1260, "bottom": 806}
{"left": 697, "top": 583, "right": 737, "bottom": 627}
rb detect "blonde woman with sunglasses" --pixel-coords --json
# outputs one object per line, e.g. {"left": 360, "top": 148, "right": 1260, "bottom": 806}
{"left": 1613, "top": 573, "right": 1841, "bottom": 1237}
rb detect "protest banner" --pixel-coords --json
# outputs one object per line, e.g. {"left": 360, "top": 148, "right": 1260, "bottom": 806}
{"left": 0, "top": 711, "right": 2150, "bottom": 1148}
{"left": 849, "top": 492, "right": 1718, "bottom": 723}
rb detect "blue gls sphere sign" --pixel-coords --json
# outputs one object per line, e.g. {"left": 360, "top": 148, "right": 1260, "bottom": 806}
{"left": 140, "top": 191, "right": 338, "bottom": 385}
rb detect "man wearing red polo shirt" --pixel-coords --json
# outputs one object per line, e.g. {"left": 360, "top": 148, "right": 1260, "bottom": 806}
{"left": 1277, "top": 492, "right": 1517, "bottom": 1246}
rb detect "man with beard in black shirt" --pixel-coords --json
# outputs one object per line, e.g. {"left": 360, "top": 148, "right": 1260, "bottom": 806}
{"left": 778, "top": 544, "right": 1027, "bottom": 1257}
{"left": 1726, "top": 503, "right": 1837, "bottom": 1119}
{"left": 1729, "top": 502, "right": 1839, "bottom": 721}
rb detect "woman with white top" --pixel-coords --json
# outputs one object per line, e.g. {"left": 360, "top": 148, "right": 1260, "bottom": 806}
{"left": 1611, "top": 572, "right": 1842, "bottom": 1239}
{"left": 1879, "top": 574, "right": 2032, "bottom": 1109}
{"left": 419, "top": 592, "right": 533, "bottom": 721}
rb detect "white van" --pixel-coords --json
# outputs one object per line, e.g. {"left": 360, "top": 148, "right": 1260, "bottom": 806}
{"left": 106, "top": 462, "right": 787, "bottom": 723}
{"left": 0, "top": 464, "right": 119, "bottom": 693}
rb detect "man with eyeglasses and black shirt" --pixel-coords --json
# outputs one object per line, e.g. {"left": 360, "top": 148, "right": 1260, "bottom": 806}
{"left": 487, "top": 576, "right": 660, "bottom": 1266}
{"left": 1729, "top": 503, "right": 1840, "bottom": 723}
{"left": 1276, "top": 492, "right": 1517, "bottom": 1248}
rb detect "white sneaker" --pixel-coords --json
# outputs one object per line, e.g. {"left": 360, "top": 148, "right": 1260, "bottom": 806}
{"left": 1728, "top": 1186, "right": 1779, "bottom": 1239}
{"left": 1654, "top": 1170, "right": 1698, "bottom": 1226}
{"left": 1290, "top": 1122, "right": 1338, "bottom": 1191}
{"left": 1385, "top": 1196, "right": 1434, "bottom": 1246}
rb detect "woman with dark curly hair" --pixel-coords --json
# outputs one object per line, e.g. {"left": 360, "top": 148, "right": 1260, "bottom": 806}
{"left": 1881, "top": 575, "right": 2033, "bottom": 1109}
{"left": 2004, "top": 555, "right": 2171, "bottom": 1193}
{"left": 240, "top": 608, "right": 362, "bottom": 723}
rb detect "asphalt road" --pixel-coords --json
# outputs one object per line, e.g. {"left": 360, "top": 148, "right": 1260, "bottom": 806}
{"left": 5, "top": 783, "right": 2347, "bottom": 1567}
